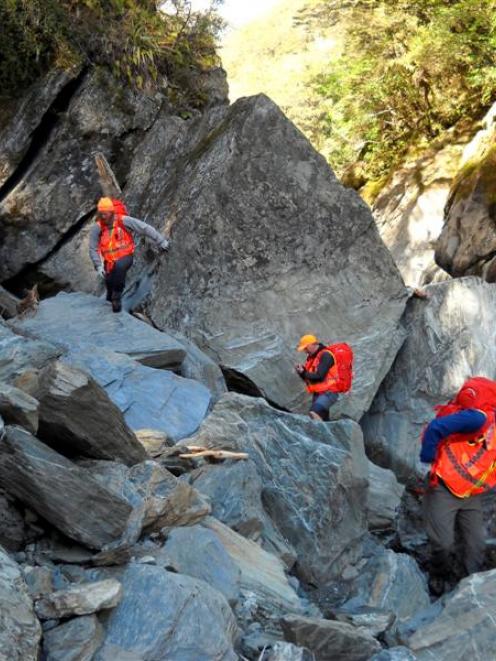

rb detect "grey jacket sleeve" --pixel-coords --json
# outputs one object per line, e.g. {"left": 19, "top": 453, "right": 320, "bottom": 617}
{"left": 89, "top": 224, "right": 102, "bottom": 269}
{"left": 123, "top": 216, "right": 169, "bottom": 249}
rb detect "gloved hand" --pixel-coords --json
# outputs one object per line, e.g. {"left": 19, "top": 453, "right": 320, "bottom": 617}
{"left": 96, "top": 264, "right": 106, "bottom": 279}
{"left": 158, "top": 238, "right": 170, "bottom": 253}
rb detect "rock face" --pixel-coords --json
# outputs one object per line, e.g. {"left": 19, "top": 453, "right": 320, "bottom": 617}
{"left": 0, "top": 545, "right": 41, "bottom": 661}
{"left": 0, "top": 320, "right": 59, "bottom": 384}
{"left": 362, "top": 277, "right": 496, "bottom": 480}
{"left": 0, "top": 426, "right": 133, "bottom": 549}
{"left": 141, "top": 94, "right": 408, "bottom": 418}
{"left": 399, "top": 569, "right": 496, "bottom": 659}
{"left": 92, "top": 564, "right": 238, "bottom": 660}
{"left": 372, "top": 138, "right": 465, "bottom": 286}
{"left": 436, "top": 102, "right": 496, "bottom": 281}
{"left": 64, "top": 347, "right": 211, "bottom": 441}
{"left": 35, "top": 579, "right": 122, "bottom": 619}
{"left": 187, "top": 393, "right": 369, "bottom": 584}
{"left": 0, "top": 383, "right": 39, "bottom": 434}
{"left": 35, "top": 361, "right": 146, "bottom": 464}
{"left": 366, "top": 462, "right": 404, "bottom": 532}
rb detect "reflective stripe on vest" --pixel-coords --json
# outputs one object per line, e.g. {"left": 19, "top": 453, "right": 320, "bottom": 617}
{"left": 304, "top": 348, "right": 338, "bottom": 394}
{"left": 432, "top": 416, "right": 496, "bottom": 498}
{"left": 98, "top": 215, "right": 135, "bottom": 268}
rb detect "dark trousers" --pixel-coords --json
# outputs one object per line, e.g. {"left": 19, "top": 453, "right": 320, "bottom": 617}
{"left": 105, "top": 255, "right": 133, "bottom": 302}
{"left": 423, "top": 483, "right": 485, "bottom": 576}
{"left": 310, "top": 392, "right": 339, "bottom": 421}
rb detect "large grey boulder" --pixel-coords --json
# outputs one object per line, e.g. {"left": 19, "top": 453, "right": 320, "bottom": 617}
{"left": 83, "top": 459, "right": 210, "bottom": 535}
{"left": 14, "top": 292, "right": 185, "bottom": 368}
{"left": 0, "top": 545, "right": 41, "bottom": 661}
{"left": 435, "top": 102, "right": 496, "bottom": 281}
{"left": 398, "top": 569, "right": 496, "bottom": 659}
{"left": 0, "top": 320, "right": 59, "bottom": 384}
{"left": 188, "top": 458, "right": 297, "bottom": 566}
{"left": 0, "top": 489, "right": 27, "bottom": 552}
{"left": 161, "top": 524, "right": 241, "bottom": 606}
{"left": 137, "top": 94, "right": 408, "bottom": 418}
{"left": 187, "top": 393, "right": 369, "bottom": 585}
{"left": 362, "top": 277, "right": 496, "bottom": 481}
{"left": 0, "top": 69, "right": 164, "bottom": 284}
{"left": 0, "top": 426, "right": 133, "bottom": 549}
{"left": 280, "top": 615, "right": 381, "bottom": 661}
{"left": 64, "top": 347, "right": 211, "bottom": 441}
{"left": 42, "top": 615, "right": 103, "bottom": 661}
{"left": 35, "top": 579, "right": 122, "bottom": 619}
{"left": 342, "top": 547, "right": 430, "bottom": 624}
{"left": 92, "top": 564, "right": 238, "bottom": 660}
{"left": 35, "top": 361, "right": 146, "bottom": 465}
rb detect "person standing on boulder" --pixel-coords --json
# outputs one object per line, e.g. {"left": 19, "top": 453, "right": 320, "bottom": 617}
{"left": 420, "top": 377, "right": 496, "bottom": 593}
{"left": 89, "top": 197, "right": 169, "bottom": 312}
{"left": 295, "top": 334, "right": 353, "bottom": 421}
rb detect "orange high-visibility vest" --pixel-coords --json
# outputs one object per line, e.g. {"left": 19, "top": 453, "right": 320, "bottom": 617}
{"left": 431, "top": 412, "right": 496, "bottom": 498}
{"left": 98, "top": 215, "right": 134, "bottom": 271}
{"left": 304, "top": 347, "right": 339, "bottom": 394}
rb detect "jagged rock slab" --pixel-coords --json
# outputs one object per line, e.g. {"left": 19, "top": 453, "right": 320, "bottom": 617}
{"left": 370, "top": 649, "right": 416, "bottom": 661}
{"left": 0, "top": 320, "right": 60, "bottom": 384}
{"left": 0, "top": 426, "right": 132, "bottom": 550}
{"left": 0, "top": 545, "right": 41, "bottom": 661}
{"left": 203, "top": 517, "right": 305, "bottom": 622}
{"left": 160, "top": 524, "right": 241, "bottom": 606}
{"left": 14, "top": 292, "right": 185, "bottom": 368}
{"left": 92, "top": 564, "right": 238, "bottom": 660}
{"left": 342, "top": 548, "right": 430, "bottom": 624}
{"left": 367, "top": 461, "right": 404, "bottom": 531}
{"left": 0, "top": 382, "right": 38, "bottom": 434}
{"left": 435, "top": 102, "right": 496, "bottom": 281}
{"left": 0, "top": 68, "right": 164, "bottom": 283}
{"left": 42, "top": 614, "right": 104, "bottom": 661}
{"left": 187, "top": 393, "right": 369, "bottom": 584}
{"left": 280, "top": 615, "right": 381, "bottom": 661}
{"left": 81, "top": 459, "right": 210, "bottom": 535}
{"left": 362, "top": 277, "right": 496, "bottom": 481}
{"left": 141, "top": 94, "right": 408, "bottom": 418}
{"left": 373, "top": 139, "right": 464, "bottom": 286}
{"left": 35, "top": 579, "right": 122, "bottom": 619}
{"left": 398, "top": 570, "right": 496, "bottom": 659}
{"left": 35, "top": 360, "right": 146, "bottom": 465}
{"left": 134, "top": 428, "right": 172, "bottom": 457}
{"left": 188, "top": 458, "right": 297, "bottom": 566}
{"left": 64, "top": 346, "right": 211, "bottom": 441}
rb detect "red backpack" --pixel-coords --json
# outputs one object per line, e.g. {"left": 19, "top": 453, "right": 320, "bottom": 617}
{"left": 435, "top": 376, "right": 496, "bottom": 418}
{"left": 328, "top": 342, "right": 354, "bottom": 393}
{"left": 112, "top": 198, "right": 128, "bottom": 218}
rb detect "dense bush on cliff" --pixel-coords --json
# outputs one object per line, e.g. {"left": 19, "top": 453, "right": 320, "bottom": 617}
{"left": 0, "top": 0, "right": 223, "bottom": 105}
{"left": 310, "top": 0, "right": 496, "bottom": 181}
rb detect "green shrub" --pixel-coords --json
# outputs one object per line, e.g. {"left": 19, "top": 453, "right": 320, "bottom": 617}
{"left": 0, "top": 0, "right": 224, "bottom": 104}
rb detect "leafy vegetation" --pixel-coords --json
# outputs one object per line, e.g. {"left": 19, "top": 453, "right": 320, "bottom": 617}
{"left": 309, "top": 0, "right": 496, "bottom": 182}
{"left": 0, "top": 0, "right": 224, "bottom": 105}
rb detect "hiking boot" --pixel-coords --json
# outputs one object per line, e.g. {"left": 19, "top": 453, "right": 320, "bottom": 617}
{"left": 111, "top": 297, "right": 122, "bottom": 313}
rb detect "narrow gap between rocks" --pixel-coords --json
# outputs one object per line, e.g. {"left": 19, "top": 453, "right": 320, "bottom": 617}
{"left": 0, "top": 70, "right": 87, "bottom": 205}
{"left": 221, "top": 366, "right": 291, "bottom": 412}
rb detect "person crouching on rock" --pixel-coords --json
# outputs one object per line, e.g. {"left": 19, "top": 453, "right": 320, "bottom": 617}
{"left": 295, "top": 334, "right": 353, "bottom": 421}
{"left": 89, "top": 197, "right": 169, "bottom": 313}
{"left": 420, "top": 377, "right": 496, "bottom": 594}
